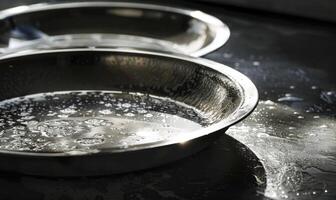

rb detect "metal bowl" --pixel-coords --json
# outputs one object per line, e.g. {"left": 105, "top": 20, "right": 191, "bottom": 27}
{"left": 0, "top": 2, "right": 230, "bottom": 56}
{"left": 0, "top": 49, "right": 257, "bottom": 176}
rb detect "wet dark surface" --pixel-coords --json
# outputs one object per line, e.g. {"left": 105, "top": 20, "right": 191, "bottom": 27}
{"left": 0, "top": 0, "right": 335, "bottom": 200}
{"left": 0, "top": 134, "right": 266, "bottom": 200}
{"left": 202, "top": 3, "right": 336, "bottom": 199}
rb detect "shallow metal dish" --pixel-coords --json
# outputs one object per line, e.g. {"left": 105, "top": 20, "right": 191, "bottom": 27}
{"left": 0, "top": 2, "right": 230, "bottom": 56}
{"left": 0, "top": 49, "right": 257, "bottom": 176}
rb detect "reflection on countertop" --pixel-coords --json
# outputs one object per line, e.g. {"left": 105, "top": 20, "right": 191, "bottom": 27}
{"left": 228, "top": 100, "right": 335, "bottom": 200}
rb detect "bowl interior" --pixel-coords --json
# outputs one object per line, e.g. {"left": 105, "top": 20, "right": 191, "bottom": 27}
{"left": 0, "top": 50, "right": 243, "bottom": 153}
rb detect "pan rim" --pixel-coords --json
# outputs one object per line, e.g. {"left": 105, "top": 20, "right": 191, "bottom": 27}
{"left": 0, "top": 48, "right": 258, "bottom": 157}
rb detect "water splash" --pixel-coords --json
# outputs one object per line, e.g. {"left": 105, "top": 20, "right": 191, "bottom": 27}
{"left": 227, "top": 101, "right": 336, "bottom": 199}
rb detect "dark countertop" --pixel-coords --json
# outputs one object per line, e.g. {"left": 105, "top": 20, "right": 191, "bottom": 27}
{"left": 197, "top": 0, "right": 336, "bottom": 23}
{"left": 0, "top": 1, "right": 335, "bottom": 200}
{"left": 202, "top": 4, "right": 336, "bottom": 200}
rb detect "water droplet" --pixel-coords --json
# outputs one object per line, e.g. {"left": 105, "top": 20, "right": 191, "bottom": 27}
{"left": 34, "top": 120, "right": 88, "bottom": 137}
{"left": 84, "top": 118, "right": 108, "bottom": 127}
{"left": 144, "top": 113, "right": 153, "bottom": 118}
{"left": 47, "top": 112, "right": 57, "bottom": 116}
{"left": 124, "top": 113, "right": 135, "bottom": 117}
{"left": 122, "top": 103, "right": 131, "bottom": 108}
{"left": 76, "top": 137, "right": 104, "bottom": 146}
{"left": 223, "top": 53, "right": 232, "bottom": 58}
{"left": 21, "top": 116, "right": 35, "bottom": 120}
{"left": 289, "top": 85, "right": 295, "bottom": 89}
{"left": 19, "top": 112, "right": 30, "bottom": 117}
{"left": 137, "top": 108, "right": 147, "bottom": 114}
{"left": 252, "top": 61, "right": 260, "bottom": 66}
{"left": 311, "top": 86, "right": 318, "bottom": 90}
{"left": 60, "top": 108, "right": 77, "bottom": 114}
{"left": 120, "top": 142, "right": 129, "bottom": 148}
{"left": 37, "top": 138, "right": 46, "bottom": 143}
{"left": 99, "top": 109, "right": 112, "bottom": 115}
{"left": 105, "top": 103, "right": 112, "bottom": 107}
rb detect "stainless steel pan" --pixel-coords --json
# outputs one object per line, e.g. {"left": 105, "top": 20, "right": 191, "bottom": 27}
{"left": 0, "top": 2, "right": 230, "bottom": 56}
{"left": 0, "top": 49, "right": 258, "bottom": 176}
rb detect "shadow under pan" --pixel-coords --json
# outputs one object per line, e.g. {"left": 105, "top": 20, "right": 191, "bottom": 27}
{"left": 0, "top": 133, "right": 266, "bottom": 200}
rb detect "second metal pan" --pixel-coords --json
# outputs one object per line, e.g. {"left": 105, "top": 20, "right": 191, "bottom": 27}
{"left": 0, "top": 2, "right": 230, "bottom": 56}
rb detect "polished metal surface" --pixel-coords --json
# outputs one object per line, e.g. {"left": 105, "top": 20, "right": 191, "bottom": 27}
{"left": 0, "top": 49, "right": 257, "bottom": 176}
{"left": 0, "top": 2, "right": 230, "bottom": 56}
